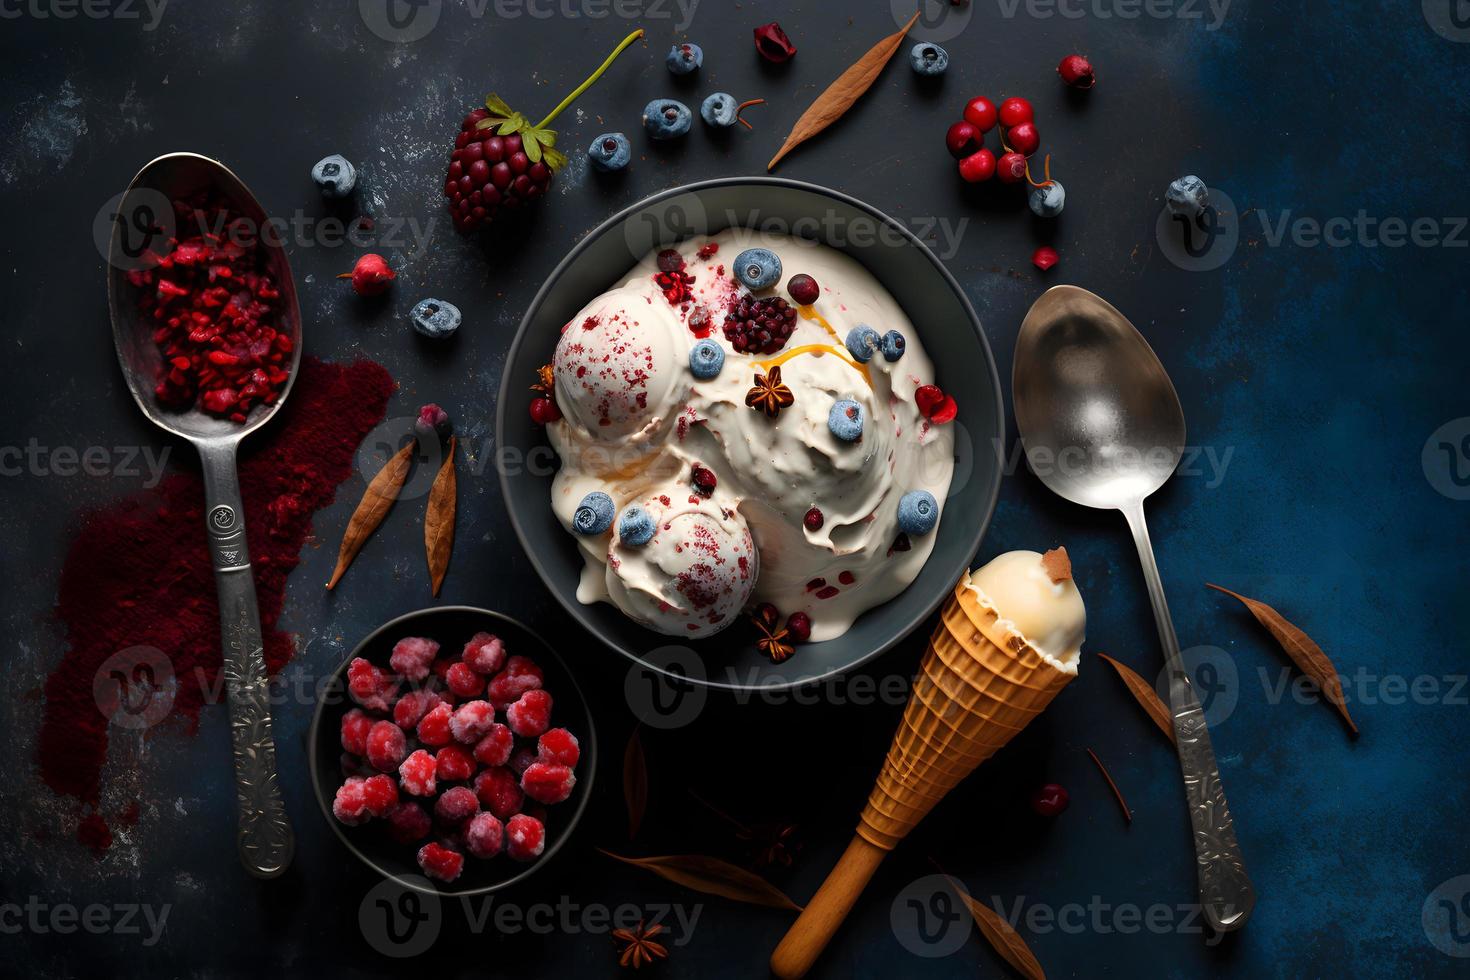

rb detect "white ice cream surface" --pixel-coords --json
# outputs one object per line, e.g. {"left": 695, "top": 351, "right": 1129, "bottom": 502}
{"left": 965, "top": 550, "right": 1086, "bottom": 671}
{"left": 546, "top": 229, "right": 956, "bottom": 641}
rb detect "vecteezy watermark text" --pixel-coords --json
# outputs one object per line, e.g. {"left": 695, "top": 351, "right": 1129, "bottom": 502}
{"left": 0, "top": 0, "right": 169, "bottom": 30}
{"left": 0, "top": 440, "right": 170, "bottom": 487}
{"left": 358, "top": 0, "right": 698, "bottom": 44}
{"left": 0, "top": 897, "right": 170, "bottom": 946}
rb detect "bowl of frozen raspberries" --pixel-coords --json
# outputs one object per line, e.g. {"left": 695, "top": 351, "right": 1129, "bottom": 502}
{"left": 308, "top": 606, "right": 595, "bottom": 895}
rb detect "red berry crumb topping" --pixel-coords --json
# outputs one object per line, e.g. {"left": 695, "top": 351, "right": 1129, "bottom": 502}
{"left": 723, "top": 295, "right": 798, "bottom": 354}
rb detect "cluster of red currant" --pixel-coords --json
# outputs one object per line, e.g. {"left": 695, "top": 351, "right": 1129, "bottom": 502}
{"left": 945, "top": 96, "right": 1042, "bottom": 184}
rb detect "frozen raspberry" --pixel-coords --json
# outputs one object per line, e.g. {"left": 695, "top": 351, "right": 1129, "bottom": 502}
{"left": 462, "top": 632, "right": 506, "bottom": 675}
{"left": 445, "top": 662, "right": 484, "bottom": 699}
{"left": 398, "top": 749, "right": 438, "bottom": 797}
{"left": 431, "top": 657, "right": 454, "bottom": 684}
{"left": 386, "top": 801, "right": 432, "bottom": 844}
{"left": 505, "top": 813, "right": 546, "bottom": 862}
{"left": 416, "top": 702, "right": 454, "bottom": 746}
{"left": 506, "top": 689, "right": 553, "bottom": 738}
{"left": 393, "top": 688, "right": 443, "bottom": 730}
{"left": 486, "top": 656, "right": 544, "bottom": 709}
{"left": 332, "top": 777, "right": 371, "bottom": 825}
{"left": 340, "top": 708, "right": 374, "bottom": 755}
{"left": 463, "top": 811, "right": 505, "bottom": 859}
{"left": 509, "top": 746, "right": 538, "bottom": 777}
{"left": 340, "top": 752, "right": 368, "bottom": 779}
{"left": 365, "top": 720, "right": 408, "bottom": 772}
{"left": 390, "top": 636, "right": 440, "bottom": 681}
{"left": 537, "top": 728, "right": 581, "bottom": 768}
{"left": 436, "top": 744, "right": 476, "bottom": 783}
{"left": 450, "top": 700, "right": 496, "bottom": 744}
{"left": 521, "top": 762, "right": 577, "bottom": 805}
{"left": 417, "top": 841, "right": 464, "bottom": 883}
{"left": 361, "top": 773, "right": 399, "bottom": 817}
{"left": 346, "top": 657, "right": 396, "bottom": 712}
{"left": 473, "top": 723, "right": 515, "bottom": 767}
{"left": 473, "top": 767, "right": 525, "bottom": 820}
{"left": 434, "top": 785, "right": 480, "bottom": 826}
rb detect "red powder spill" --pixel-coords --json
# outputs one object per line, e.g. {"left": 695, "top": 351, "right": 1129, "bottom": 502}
{"left": 39, "top": 356, "right": 394, "bottom": 852}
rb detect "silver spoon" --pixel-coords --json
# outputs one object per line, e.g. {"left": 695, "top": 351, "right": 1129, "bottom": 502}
{"left": 106, "top": 152, "right": 297, "bottom": 878}
{"left": 1014, "top": 284, "right": 1254, "bottom": 933}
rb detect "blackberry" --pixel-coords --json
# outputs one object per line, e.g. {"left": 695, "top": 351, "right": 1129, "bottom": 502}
{"left": 723, "top": 296, "right": 798, "bottom": 355}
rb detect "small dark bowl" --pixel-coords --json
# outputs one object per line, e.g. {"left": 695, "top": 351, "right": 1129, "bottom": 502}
{"left": 307, "top": 606, "right": 597, "bottom": 897}
{"left": 496, "top": 178, "right": 1004, "bottom": 691}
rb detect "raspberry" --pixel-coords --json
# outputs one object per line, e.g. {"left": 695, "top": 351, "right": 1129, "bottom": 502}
{"left": 487, "top": 656, "right": 544, "bottom": 709}
{"left": 505, "top": 814, "right": 546, "bottom": 862}
{"left": 346, "top": 657, "right": 396, "bottom": 712}
{"left": 462, "top": 632, "right": 506, "bottom": 675}
{"left": 386, "top": 801, "right": 432, "bottom": 844}
{"left": 434, "top": 785, "right": 480, "bottom": 825}
{"left": 340, "top": 708, "right": 373, "bottom": 755}
{"left": 416, "top": 702, "right": 454, "bottom": 746}
{"left": 445, "top": 662, "right": 484, "bottom": 699}
{"left": 473, "top": 767, "right": 524, "bottom": 819}
{"left": 393, "top": 688, "right": 443, "bottom": 730}
{"left": 436, "top": 744, "right": 476, "bottom": 783}
{"left": 506, "top": 689, "right": 553, "bottom": 738}
{"left": 521, "top": 762, "right": 577, "bottom": 805}
{"left": 509, "top": 746, "right": 538, "bottom": 777}
{"left": 537, "top": 728, "right": 580, "bottom": 768}
{"left": 473, "top": 723, "right": 515, "bottom": 767}
{"left": 398, "top": 749, "right": 438, "bottom": 797}
{"left": 464, "top": 811, "right": 505, "bottom": 859}
{"left": 361, "top": 773, "right": 399, "bottom": 817}
{"left": 417, "top": 841, "right": 464, "bottom": 883}
{"left": 443, "top": 120, "right": 552, "bottom": 234}
{"left": 450, "top": 700, "right": 496, "bottom": 744}
{"left": 332, "top": 777, "right": 371, "bottom": 825}
{"left": 390, "top": 636, "right": 439, "bottom": 681}
{"left": 723, "top": 295, "right": 798, "bottom": 355}
{"left": 365, "top": 720, "right": 408, "bottom": 773}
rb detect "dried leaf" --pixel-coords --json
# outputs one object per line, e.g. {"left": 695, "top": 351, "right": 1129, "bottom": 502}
{"left": 598, "top": 850, "right": 802, "bottom": 912}
{"left": 624, "top": 725, "right": 648, "bottom": 840}
{"left": 325, "top": 442, "right": 414, "bottom": 590}
{"left": 767, "top": 12, "right": 919, "bottom": 171}
{"left": 424, "top": 437, "right": 457, "bottom": 597}
{"left": 1207, "top": 583, "right": 1358, "bottom": 734}
{"left": 1086, "top": 748, "right": 1132, "bottom": 824}
{"left": 1097, "top": 653, "right": 1175, "bottom": 744}
{"left": 941, "top": 875, "right": 1046, "bottom": 980}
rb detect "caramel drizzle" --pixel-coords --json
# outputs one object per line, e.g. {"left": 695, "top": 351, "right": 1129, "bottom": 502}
{"left": 757, "top": 307, "right": 872, "bottom": 386}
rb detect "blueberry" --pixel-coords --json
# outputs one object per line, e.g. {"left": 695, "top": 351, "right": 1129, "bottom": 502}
{"left": 828, "top": 398, "right": 865, "bottom": 442}
{"left": 880, "top": 330, "right": 906, "bottom": 362}
{"left": 588, "top": 132, "right": 631, "bottom": 172}
{"left": 410, "top": 298, "right": 461, "bottom": 339}
{"left": 642, "top": 100, "right": 692, "bottom": 140}
{"left": 897, "top": 490, "right": 939, "bottom": 535}
{"left": 689, "top": 338, "right": 725, "bottom": 379}
{"left": 700, "top": 92, "right": 738, "bottom": 128}
{"left": 618, "top": 505, "right": 656, "bottom": 546}
{"left": 666, "top": 42, "right": 703, "bottom": 75}
{"left": 1029, "top": 181, "right": 1066, "bottom": 218}
{"left": 910, "top": 42, "right": 949, "bottom": 77}
{"left": 844, "top": 325, "right": 881, "bottom": 363}
{"left": 1166, "top": 175, "right": 1209, "bottom": 218}
{"left": 733, "top": 247, "right": 781, "bottom": 290}
{"left": 572, "top": 491, "right": 615, "bottom": 535}
{"left": 310, "top": 154, "right": 356, "bottom": 199}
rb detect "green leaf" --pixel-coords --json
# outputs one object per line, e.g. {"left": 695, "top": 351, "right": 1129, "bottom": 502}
{"left": 522, "top": 134, "right": 542, "bottom": 164}
{"left": 543, "top": 146, "right": 569, "bottom": 172}
{"left": 483, "top": 93, "right": 515, "bottom": 116}
{"left": 497, "top": 112, "right": 526, "bottom": 136}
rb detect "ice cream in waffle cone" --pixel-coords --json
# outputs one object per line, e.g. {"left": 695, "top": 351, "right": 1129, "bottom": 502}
{"left": 771, "top": 548, "right": 1084, "bottom": 978}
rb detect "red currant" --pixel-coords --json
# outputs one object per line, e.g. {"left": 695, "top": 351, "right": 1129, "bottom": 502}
{"left": 1031, "top": 246, "right": 1059, "bottom": 271}
{"left": 787, "top": 274, "right": 820, "bottom": 305}
{"left": 803, "top": 506, "right": 824, "bottom": 531}
{"left": 945, "top": 120, "right": 981, "bottom": 158}
{"left": 996, "top": 151, "right": 1027, "bottom": 183}
{"left": 1058, "top": 54, "right": 1095, "bottom": 89}
{"left": 1007, "top": 121, "right": 1040, "bottom": 157}
{"left": 998, "top": 97, "right": 1033, "bottom": 128}
{"left": 1030, "top": 782, "right": 1069, "bottom": 816}
{"left": 785, "top": 612, "right": 812, "bottom": 643}
{"left": 962, "top": 96, "right": 997, "bottom": 132}
{"left": 528, "top": 396, "right": 561, "bottom": 424}
{"left": 958, "top": 148, "right": 996, "bottom": 183}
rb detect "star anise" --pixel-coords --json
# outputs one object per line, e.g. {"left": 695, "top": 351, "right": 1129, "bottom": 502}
{"left": 745, "top": 366, "right": 795, "bottom": 418}
{"left": 613, "top": 920, "right": 668, "bottom": 970}
{"left": 754, "top": 622, "right": 795, "bottom": 663}
{"left": 531, "top": 362, "right": 555, "bottom": 395}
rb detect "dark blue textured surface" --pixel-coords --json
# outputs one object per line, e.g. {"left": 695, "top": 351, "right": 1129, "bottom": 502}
{"left": 1, "top": 2, "right": 1467, "bottom": 976}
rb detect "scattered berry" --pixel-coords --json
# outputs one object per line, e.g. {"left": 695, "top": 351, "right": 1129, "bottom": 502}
{"left": 462, "top": 632, "right": 507, "bottom": 675}
{"left": 897, "top": 490, "right": 939, "bottom": 536}
{"left": 1031, "top": 782, "right": 1070, "bottom": 816}
{"left": 417, "top": 841, "right": 464, "bottom": 883}
{"left": 366, "top": 720, "right": 408, "bottom": 773}
{"left": 389, "top": 636, "right": 439, "bottom": 682}
{"left": 1166, "top": 175, "right": 1209, "bottom": 218}
{"left": 414, "top": 403, "right": 453, "bottom": 447}
{"left": 332, "top": 777, "right": 371, "bottom": 825}
{"left": 435, "top": 785, "right": 480, "bottom": 825}
{"left": 691, "top": 464, "right": 718, "bottom": 496}
{"left": 963, "top": 96, "right": 998, "bottom": 132}
{"left": 537, "top": 728, "right": 581, "bottom": 768}
{"left": 946, "top": 120, "right": 982, "bottom": 159}
{"left": 416, "top": 702, "right": 454, "bottom": 747}
{"left": 733, "top": 247, "right": 782, "bottom": 290}
{"left": 338, "top": 253, "right": 395, "bottom": 297}
{"left": 618, "top": 506, "right": 656, "bottom": 546}
{"left": 787, "top": 273, "right": 820, "bottom": 305}
{"left": 572, "top": 491, "right": 616, "bottom": 535}
{"left": 436, "top": 744, "right": 476, "bottom": 783}
{"left": 803, "top": 507, "right": 824, "bottom": 532}
{"left": 487, "top": 656, "right": 544, "bottom": 710}
{"left": 723, "top": 295, "right": 797, "bottom": 354}
{"left": 828, "top": 399, "right": 865, "bottom": 442}
{"left": 341, "top": 708, "right": 373, "bottom": 755}
{"left": 507, "top": 689, "right": 553, "bottom": 738}
{"left": 844, "top": 325, "right": 881, "bottom": 362}
{"left": 1029, "top": 181, "right": 1066, "bottom": 218}
{"left": 528, "top": 396, "right": 562, "bottom": 425}
{"left": 473, "top": 723, "right": 516, "bottom": 767}
{"left": 914, "top": 384, "right": 958, "bottom": 424}
{"left": 666, "top": 42, "right": 703, "bottom": 74}
{"left": 393, "top": 688, "right": 442, "bottom": 730}
{"left": 881, "top": 330, "right": 907, "bottom": 362}
{"left": 446, "top": 662, "right": 485, "bottom": 699}
{"left": 311, "top": 154, "right": 357, "bottom": 198}
{"left": 588, "top": 132, "right": 631, "bottom": 172}
{"left": 656, "top": 248, "right": 685, "bottom": 273}
{"left": 642, "top": 99, "right": 693, "bottom": 140}
{"left": 361, "top": 773, "right": 399, "bottom": 817}
{"left": 786, "top": 611, "right": 812, "bottom": 642}
{"left": 522, "top": 762, "right": 576, "bottom": 805}
{"left": 1007, "top": 121, "right": 1040, "bottom": 157}
{"left": 386, "top": 801, "right": 432, "bottom": 843}
{"left": 398, "top": 749, "right": 438, "bottom": 797}
{"left": 1058, "top": 54, "right": 1095, "bottom": 89}
{"left": 346, "top": 658, "right": 396, "bottom": 713}
{"left": 998, "top": 97, "right": 1034, "bottom": 127}
{"left": 474, "top": 767, "right": 525, "bottom": 819}
{"left": 997, "top": 151, "right": 1028, "bottom": 183}
{"left": 409, "top": 298, "right": 461, "bottom": 339}
{"left": 689, "top": 338, "right": 725, "bottom": 379}
{"left": 464, "top": 811, "right": 505, "bottom": 859}
{"left": 1032, "top": 245, "right": 1060, "bottom": 271}
{"left": 443, "top": 114, "right": 545, "bottom": 232}
{"left": 958, "top": 148, "right": 995, "bottom": 183}
{"left": 450, "top": 700, "right": 496, "bottom": 744}
{"left": 753, "top": 21, "right": 796, "bottom": 63}
{"left": 505, "top": 813, "right": 546, "bottom": 862}
{"left": 910, "top": 42, "right": 949, "bottom": 76}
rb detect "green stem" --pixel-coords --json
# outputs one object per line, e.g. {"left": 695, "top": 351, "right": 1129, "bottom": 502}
{"left": 536, "top": 28, "right": 644, "bottom": 130}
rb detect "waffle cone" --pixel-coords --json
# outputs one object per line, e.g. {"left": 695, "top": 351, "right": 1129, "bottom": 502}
{"left": 857, "top": 576, "right": 1075, "bottom": 850}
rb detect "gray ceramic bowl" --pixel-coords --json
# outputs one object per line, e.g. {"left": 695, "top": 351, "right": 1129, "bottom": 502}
{"left": 307, "top": 606, "right": 596, "bottom": 897}
{"left": 496, "top": 178, "right": 1002, "bottom": 690}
